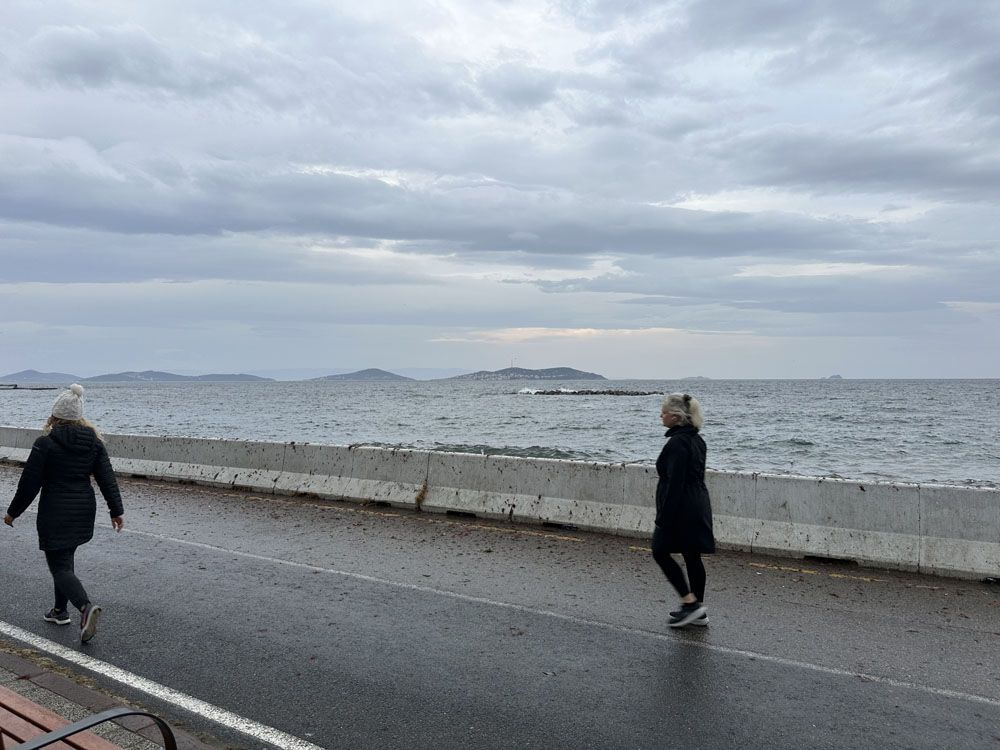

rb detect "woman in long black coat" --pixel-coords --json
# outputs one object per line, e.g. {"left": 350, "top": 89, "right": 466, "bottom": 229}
{"left": 4, "top": 384, "right": 124, "bottom": 643}
{"left": 651, "top": 392, "right": 715, "bottom": 628}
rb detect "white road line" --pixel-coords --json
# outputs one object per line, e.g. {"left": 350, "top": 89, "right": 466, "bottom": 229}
{"left": 124, "top": 526, "right": 1000, "bottom": 709}
{"left": 0, "top": 621, "right": 324, "bottom": 750}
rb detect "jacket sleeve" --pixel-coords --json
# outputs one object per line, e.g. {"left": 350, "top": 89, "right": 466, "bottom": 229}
{"left": 6, "top": 438, "right": 48, "bottom": 519}
{"left": 92, "top": 441, "right": 124, "bottom": 517}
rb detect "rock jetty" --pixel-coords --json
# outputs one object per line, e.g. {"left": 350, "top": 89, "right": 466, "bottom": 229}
{"left": 525, "top": 389, "right": 662, "bottom": 396}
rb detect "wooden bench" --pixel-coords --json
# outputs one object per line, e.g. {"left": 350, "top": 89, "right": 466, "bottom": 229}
{"left": 0, "top": 683, "right": 177, "bottom": 750}
{"left": 0, "top": 683, "right": 122, "bottom": 749}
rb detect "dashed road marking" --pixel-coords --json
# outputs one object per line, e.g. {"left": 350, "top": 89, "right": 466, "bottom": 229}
{"left": 749, "top": 561, "right": 888, "bottom": 582}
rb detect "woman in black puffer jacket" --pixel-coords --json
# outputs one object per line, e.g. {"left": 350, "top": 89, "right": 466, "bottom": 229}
{"left": 4, "top": 384, "right": 124, "bottom": 643}
{"left": 651, "top": 392, "right": 715, "bottom": 628}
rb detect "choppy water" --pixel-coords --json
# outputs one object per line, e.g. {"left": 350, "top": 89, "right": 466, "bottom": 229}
{"left": 2, "top": 379, "right": 998, "bottom": 487}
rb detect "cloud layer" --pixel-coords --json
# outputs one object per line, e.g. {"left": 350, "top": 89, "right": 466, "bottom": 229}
{"left": 2, "top": 0, "right": 999, "bottom": 377}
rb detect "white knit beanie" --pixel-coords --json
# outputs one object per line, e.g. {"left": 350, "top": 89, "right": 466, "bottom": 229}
{"left": 51, "top": 383, "right": 85, "bottom": 420}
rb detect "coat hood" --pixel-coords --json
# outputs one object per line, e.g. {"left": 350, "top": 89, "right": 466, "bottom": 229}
{"left": 48, "top": 423, "right": 98, "bottom": 453}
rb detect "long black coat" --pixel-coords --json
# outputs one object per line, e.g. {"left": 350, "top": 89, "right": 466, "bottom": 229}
{"left": 654, "top": 425, "right": 715, "bottom": 553}
{"left": 6, "top": 424, "right": 123, "bottom": 551}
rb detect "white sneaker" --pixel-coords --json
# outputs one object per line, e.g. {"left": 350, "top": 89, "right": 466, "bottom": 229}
{"left": 80, "top": 604, "right": 102, "bottom": 643}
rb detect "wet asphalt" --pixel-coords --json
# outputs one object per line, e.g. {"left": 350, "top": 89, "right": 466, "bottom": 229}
{"left": 0, "top": 465, "right": 998, "bottom": 749}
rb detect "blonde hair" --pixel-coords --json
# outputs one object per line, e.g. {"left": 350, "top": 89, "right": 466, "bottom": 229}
{"left": 43, "top": 415, "right": 104, "bottom": 441}
{"left": 661, "top": 392, "right": 704, "bottom": 429}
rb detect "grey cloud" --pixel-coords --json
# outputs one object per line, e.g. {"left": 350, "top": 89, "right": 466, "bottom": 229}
{"left": 673, "top": 1, "right": 998, "bottom": 68}
{"left": 16, "top": 25, "right": 263, "bottom": 98}
{"left": 533, "top": 241, "right": 1000, "bottom": 321}
{"left": 478, "top": 63, "right": 561, "bottom": 109}
{"left": 579, "top": 1, "right": 1000, "bottom": 126}
{"left": 0, "top": 221, "right": 457, "bottom": 286}
{"left": 12, "top": 20, "right": 483, "bottom": 121}
{"left": 716, "top": 128, "right": 1000, "bottom": 201}
{"left": 0, "top": 276, "right": 585, "bottom": 331}
{"left": 947, "top": 50, "right": 1000, "bottom": 120}
{"left": 563, "top": 98, "right": 633, "bottom": 128}
{"left": 2, "top": 0, "right": 998, "bottom": 376}
{"left": 0, "top": 133, "right": 890, "bottom": 261}
{"left": 556, "top": 0, "right": 670, "bottom": 31}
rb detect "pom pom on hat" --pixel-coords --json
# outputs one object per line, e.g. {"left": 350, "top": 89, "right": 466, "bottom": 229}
{"left": 51, "top": 383, "right": 85, "bottom": 420}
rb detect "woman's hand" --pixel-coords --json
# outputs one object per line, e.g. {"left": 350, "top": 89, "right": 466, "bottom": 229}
{"left": 111, "top": 516, "right": 124, "bottom": 532}
{"left": 3, "top": 514, "right": 13, "bottom": 527}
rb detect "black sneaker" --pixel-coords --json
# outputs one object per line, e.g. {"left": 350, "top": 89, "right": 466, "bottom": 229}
{"left": 80, "top": 603, "right": 102, "bottom": 643}
{"left": 670, "top": 602, "right": 708, "bottom": 625}
{"left": 670, "top": 602, "right": 708, "bottom": 626}
{"left": 669, "top": 602, "right": 707, "bottom": 628}
{"left": 43, "top": 608, "right": 71, "bottom": 625}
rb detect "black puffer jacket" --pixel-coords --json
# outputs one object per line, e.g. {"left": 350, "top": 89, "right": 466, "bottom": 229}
{"left": 6, "top": 424, "right": 124, "bottom": 551}
{"left": 654, "top": 425, "right": 715, "bottom": 553}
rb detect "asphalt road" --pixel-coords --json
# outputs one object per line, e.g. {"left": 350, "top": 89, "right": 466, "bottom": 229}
{"left": 1, "top": 465, "right": 998, "bottom": 749}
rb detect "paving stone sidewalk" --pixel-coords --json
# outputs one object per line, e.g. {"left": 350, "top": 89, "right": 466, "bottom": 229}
{"left": 0, "top": 642, "right": 220, "bottom": 750}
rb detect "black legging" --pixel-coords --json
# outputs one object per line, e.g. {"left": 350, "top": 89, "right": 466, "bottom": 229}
{"left": 44, "top": 547, "right": 90, "bottom": 612}
{"left": 651, "top": 526, "right": 706, "bottom": 602}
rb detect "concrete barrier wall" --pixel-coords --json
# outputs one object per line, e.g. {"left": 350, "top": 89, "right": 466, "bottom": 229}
{"left": 1, "top": 428, "right": 996, "bottom": 579}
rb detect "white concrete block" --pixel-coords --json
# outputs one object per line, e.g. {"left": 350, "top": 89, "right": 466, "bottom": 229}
{"left": 620, "top": 463, "right": 656, "bottom": 535}
{"left": 919, "top": 483, "right": 1000, "bottom": 577}
{"left": 471, "top": 455, "right": 627, "bottom": 531}
{"left": 281, "top": 443, "right": 352, "bottom": 475}
{"left": 276, "top": 444, "right": 354, "bottom": 496}
{"left": 338, "top": 447, "right": 429, "bottom": 506}
{"left": 752, "top": 473, "right": 921, "bottom": 567}
{"left": 423, "top": 451, "right": 491, "bottom": 514}
{"left": 919, "top": 537, "right": 1000, "bottom": 579}
{"left": 104, "top": 434, "right": 285, "bottom": 472}
{"left": 706, "top": 470, "right": 757, "bottom": 548}
{"left": 0, "top": 427, "right": 35, "bottom": 462}
{"left": 0, "top": 427, "right": 34, "bottom": 450}
{"left": 751, "top": 519, "right": 921, "bottom": 570}
{"left": 755, "top": 473, "right": 919, "bottom": 535}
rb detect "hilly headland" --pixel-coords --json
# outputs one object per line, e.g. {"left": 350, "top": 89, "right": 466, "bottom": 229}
{"left": 2, "top": 366, "right": 608, "bottom": 383}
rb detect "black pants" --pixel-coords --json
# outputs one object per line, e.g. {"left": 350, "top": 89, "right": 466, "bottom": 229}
{"left": 44, "top": 548, "right": 89, "bottom": 612}
{"left": 651, "top": 526, "right": 706, "bottom": 602}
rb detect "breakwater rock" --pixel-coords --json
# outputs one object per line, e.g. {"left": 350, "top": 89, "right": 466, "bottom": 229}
{"left": 520, "top": 388, "right": 663, "bottom": 396}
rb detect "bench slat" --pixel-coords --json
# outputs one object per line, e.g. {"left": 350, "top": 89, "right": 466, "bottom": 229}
{"left": 0, "top": 706, "right": 74, "bottom": 749}
{"left": 0, "top": 686, "right": 122, "bottom": 750}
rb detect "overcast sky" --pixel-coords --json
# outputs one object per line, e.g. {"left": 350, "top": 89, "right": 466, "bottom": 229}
{"left": 2, "top": 0, "right": 999, "bottom": 379}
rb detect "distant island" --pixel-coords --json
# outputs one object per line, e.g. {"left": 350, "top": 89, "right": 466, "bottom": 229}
{"left": 312, "top": 369, "right": 414, "bottom": 382}
{"left": 447, "top": 367, "right": 606, "bottom": 381}
{"left": 84, "top": 371, "right": 272, "bottom": 383}
{"left": 823, "top": 374, "right": 844, "bottom": 380}
{"left": 3, "top": 366, "right": 607, "bottom": 384}
{"left": 0, "top": 369, "right": 272, "bottom": 383}
{"left": 1, "top": 369, "right": 80, "bottom": 384}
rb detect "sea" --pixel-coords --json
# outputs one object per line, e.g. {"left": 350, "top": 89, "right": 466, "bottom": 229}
{"left": 2, "top": 379, "right": 998, "bottom": 487}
